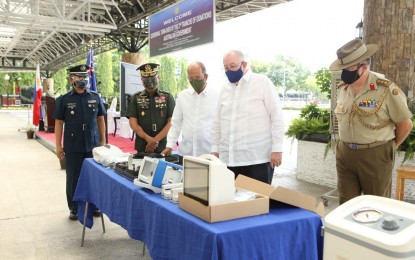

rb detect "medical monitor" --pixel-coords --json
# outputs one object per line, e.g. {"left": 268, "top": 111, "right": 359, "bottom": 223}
{"left": 137, "top": 157, "right": 158, "bottom": 184}
{"left": 183, "top": 154, "right": 235, "bottom": 206}
{"left": 135, "top": 156, "right": 183, "bottom": 193}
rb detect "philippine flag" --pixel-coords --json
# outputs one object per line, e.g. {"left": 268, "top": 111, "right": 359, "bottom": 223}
{"left": 32, "top": 64, "right": 42, "bottom": 126}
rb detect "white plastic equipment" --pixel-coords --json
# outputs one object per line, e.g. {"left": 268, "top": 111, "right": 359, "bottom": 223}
{"left": 92, "top": 144, "right": 129, "bottom": 167}
{"left": 133, "top": 156, "right": 183, "bottom": 193}
{"left": 324, "top": 195, "right": 415, "bottom": 260}
{"left": 183, "top": 154, "right": 235, "bottom": 206}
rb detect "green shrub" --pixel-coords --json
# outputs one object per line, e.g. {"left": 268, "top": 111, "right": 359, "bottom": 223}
{"left": 285, "top": 104, "right": 330, "bottom": 143}
{"left": 399, "top": 119, "right": 415, "bottom": 163}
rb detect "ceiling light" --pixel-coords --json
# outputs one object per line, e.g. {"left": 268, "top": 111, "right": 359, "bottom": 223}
{"left": 0, "top": 27, "right": 16, "bottom": 36}
{"left": 0, "top": 38, "right": 12, "bottom": 43}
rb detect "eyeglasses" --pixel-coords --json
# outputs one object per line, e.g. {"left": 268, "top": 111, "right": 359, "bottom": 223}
{"left": 223, "top": 62, "right": 242, "bottom": 72}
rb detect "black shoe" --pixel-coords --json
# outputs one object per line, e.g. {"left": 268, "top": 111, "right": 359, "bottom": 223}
{"left": 69, "top": 210, "right": 78, "bottom": 220}
{"left": 93, "top": 210, "right": 102, "bottom": 217}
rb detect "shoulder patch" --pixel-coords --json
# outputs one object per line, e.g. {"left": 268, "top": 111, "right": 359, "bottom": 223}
{"left": 376, "top": 79, "right": 392, "bottom": 87}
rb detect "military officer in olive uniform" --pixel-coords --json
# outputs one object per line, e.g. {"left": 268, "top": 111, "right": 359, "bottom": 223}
{"left": 127, "top": 63, "right": 175, "bottom": 153}
{"left": 54, "top": 65, "right": 106, "bottom": 220}
{"left": 329, "top": 39, "right": 413, "bottom": 205}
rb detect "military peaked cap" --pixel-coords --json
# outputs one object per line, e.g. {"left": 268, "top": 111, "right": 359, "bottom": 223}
{"left": 137, "top": 63, "right": 159, "bottom": 77}
{"left": 68, "top": 64, "right": 90, "bottom": 74}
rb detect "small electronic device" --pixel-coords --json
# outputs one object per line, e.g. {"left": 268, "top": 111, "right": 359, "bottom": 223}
{"left": 183, "top": 154, "right": 235, "bottom": 206}
{"left": 161, "top": 183, "right": 183, "bottom": 200}
{"left": 133, "top": 156, "right": 183, "bottom": 193}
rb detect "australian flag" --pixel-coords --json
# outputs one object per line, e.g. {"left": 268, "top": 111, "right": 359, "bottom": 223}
{"left": 86, "top": 47, "right": 97, "bottom": 92}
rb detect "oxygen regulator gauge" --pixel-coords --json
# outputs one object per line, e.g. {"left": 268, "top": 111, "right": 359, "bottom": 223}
{"left": 352, "top": 207, "right": 383, "bottom": 223}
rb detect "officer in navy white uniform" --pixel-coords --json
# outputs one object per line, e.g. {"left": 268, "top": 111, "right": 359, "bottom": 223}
{"left": 54, "top": 65, "right": 106, "bottom": 220}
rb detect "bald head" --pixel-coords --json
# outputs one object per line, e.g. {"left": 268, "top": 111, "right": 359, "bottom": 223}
{"left": 187, "top": 61, "right": 208, "bottom": 93}
{"left": 187, "top": 61, "right": 207, "bottom": 75}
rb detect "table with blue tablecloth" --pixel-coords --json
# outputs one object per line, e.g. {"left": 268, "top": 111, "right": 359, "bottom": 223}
{"left": 73, "top": 158, "right": 323, "bottom": 260}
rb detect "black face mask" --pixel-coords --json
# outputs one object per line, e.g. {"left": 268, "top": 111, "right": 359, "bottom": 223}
{"left": 341, "top": 66, "right": 362, "bottom": 84}
{"left": 142, "top": 77, "right": 158, "bottom": 89}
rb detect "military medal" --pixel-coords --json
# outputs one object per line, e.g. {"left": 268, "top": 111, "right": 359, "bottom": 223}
{"left": 141, "top": 111, "right": 145, "bottom": 116}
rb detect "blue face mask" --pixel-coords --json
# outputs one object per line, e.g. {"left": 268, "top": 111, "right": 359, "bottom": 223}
{"left": 225, "top": 65, "right": 244, "bottom": 83}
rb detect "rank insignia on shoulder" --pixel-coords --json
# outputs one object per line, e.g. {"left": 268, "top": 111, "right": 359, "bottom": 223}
{"left": 392, "top": 88, "right": 399, "bottom": 95}
{"left": 376, "top": 79, "right": 392, "bottom": 87}
{"left": 337, "top": 81, "right": 346, "bottom": 88}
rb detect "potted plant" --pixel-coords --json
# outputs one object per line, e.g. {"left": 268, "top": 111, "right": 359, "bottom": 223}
{"left": 285, "top": 104, "right": 336, "bottom": 187}
{"left": 25, "top": 124, "right": 36, "bottom": 139}
{"left": 285, "top": 104, "right": 330, "bottom": 144}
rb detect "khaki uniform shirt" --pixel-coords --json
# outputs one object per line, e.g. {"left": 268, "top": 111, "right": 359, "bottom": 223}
{"left": 127, "top": 88, "right": 175, "bottom": 152}
{"left": 334, "top": 71, "right": 412, "bottom": 144}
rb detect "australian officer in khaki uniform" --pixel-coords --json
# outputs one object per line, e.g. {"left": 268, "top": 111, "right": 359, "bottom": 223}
{"left": 127, "top": 63, "right": 175, "bottom": 153}
{"left": 329, "top": 39, "right": 413, "bottom": 205}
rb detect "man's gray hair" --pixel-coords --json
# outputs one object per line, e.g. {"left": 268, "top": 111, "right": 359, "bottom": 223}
{"left": 224, "top": 50, "right": 245, "bottom": 62}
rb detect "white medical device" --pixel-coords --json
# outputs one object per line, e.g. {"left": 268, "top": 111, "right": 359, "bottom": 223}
{"left": 133, "top": 156, "right": 183, "bottom": 193}
{"left": 183, "top": 154, "right": 235, "bottom": 206}
{"left": 324, "top": 195, "right": 415, "bottom": 259}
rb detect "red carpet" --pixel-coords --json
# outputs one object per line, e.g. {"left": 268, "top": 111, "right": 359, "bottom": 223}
{"left": 35, "top": 131, "right": 136, "bottom": 153}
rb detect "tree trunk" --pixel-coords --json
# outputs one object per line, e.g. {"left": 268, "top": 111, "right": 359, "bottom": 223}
{"left": 363, "top": 0, "right": 415, "bottom": 97}
{"left": 122, "top": 53, "right": 145, "bottom": 66}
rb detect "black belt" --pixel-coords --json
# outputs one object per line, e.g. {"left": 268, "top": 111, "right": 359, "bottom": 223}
{"left": 342, "top": 140, "right": 392, "bottom": 150}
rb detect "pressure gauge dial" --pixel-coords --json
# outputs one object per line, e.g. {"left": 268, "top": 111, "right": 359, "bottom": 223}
{"left": 352, "top": 207, "right": 383, "bottom": 223}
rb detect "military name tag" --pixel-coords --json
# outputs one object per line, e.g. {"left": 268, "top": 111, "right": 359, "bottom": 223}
{"left": 67, "top": 103, "right": 76, "bottom": 109}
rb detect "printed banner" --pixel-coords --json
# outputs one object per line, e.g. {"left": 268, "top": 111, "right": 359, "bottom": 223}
{"left": 149, "top": 0, "right": 214, "bottom": 57}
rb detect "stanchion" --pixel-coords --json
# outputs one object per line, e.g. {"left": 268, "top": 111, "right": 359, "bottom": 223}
{"left": 18, "top": 104, "right": 33, "bottom": 132}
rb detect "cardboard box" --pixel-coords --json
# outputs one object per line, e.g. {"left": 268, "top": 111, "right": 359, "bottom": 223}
{"left": 179, "top": 188, "right": 269, "bottom": 223}
{"left": 235, "top": 175, "right": 325, "bottom": 217}
{"left": 179, "top": 175, "right": 325, "bottom": 222}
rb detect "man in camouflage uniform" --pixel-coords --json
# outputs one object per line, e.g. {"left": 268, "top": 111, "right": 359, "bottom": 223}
{"left": 127, "top": 63, "right": 175, "bottom": 153}
{"left": 329, "top": 38, "right": 413, "bottom": 205}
